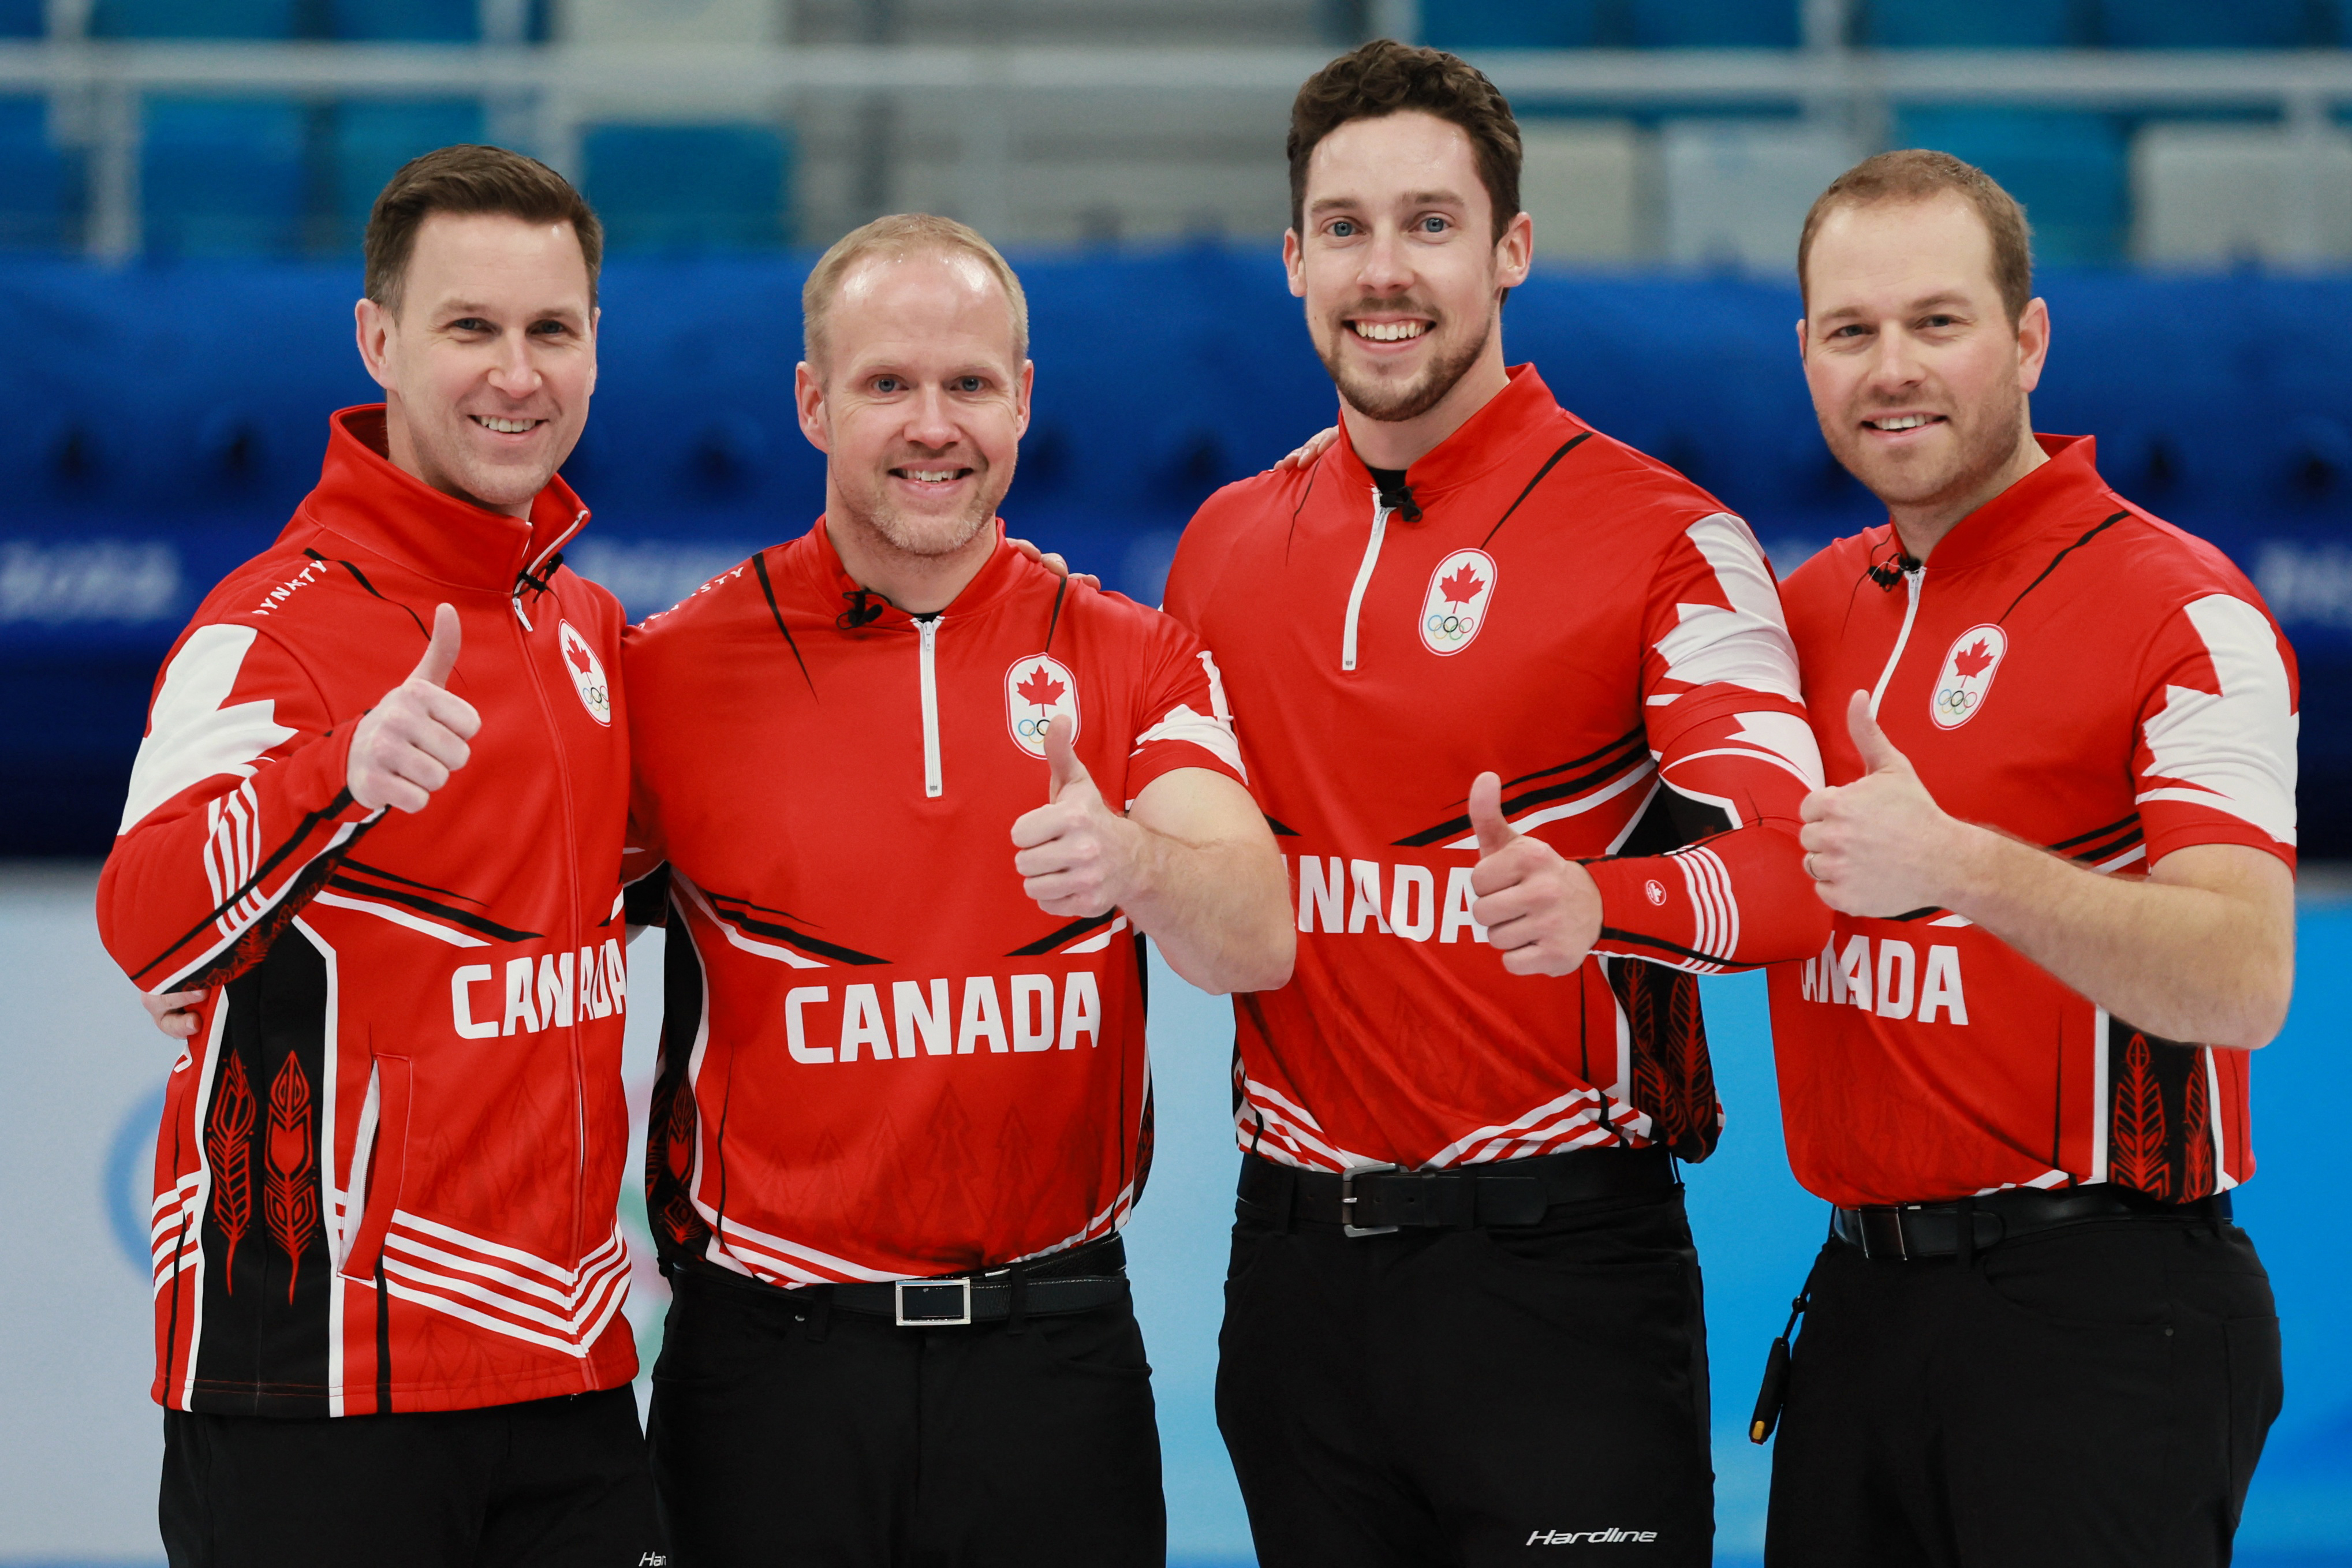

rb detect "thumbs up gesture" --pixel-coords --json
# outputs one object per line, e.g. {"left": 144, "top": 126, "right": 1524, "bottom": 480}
{"left": 348, "top": 603, "right": 483, "bottom": 814}
{"left": 1468, "top": 770, "right": 1602, "bottom": 976}
{"left": 1797, "top": 690, "right": 1962, "bottom": 916}
{"left": 1013, "top": 715, "right": 1141, "bottom": 917}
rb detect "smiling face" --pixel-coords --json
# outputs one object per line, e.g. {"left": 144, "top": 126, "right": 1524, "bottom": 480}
{"left": 1286, "top": 109, "right": 1531, "bottom": 430}
{"left": 1800, "top": 192, "right": 2049, "bottom": 528}
{"left": 796, "top": 247, "right": 1031, "bottom": 570}
{"left": 356, "top": 211, "right": 597, "bottom": 516}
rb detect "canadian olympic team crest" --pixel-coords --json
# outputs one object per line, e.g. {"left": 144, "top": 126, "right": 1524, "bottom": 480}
{"left": 1419, "top": 547, "right": 1498, "bottom": 656}
{"left": 1929, "top": 623, "right": 2007, "bottom": 730}
{"left": 555, "top": 620, "right": 611, "bottom": 726}
{"left": 1006, "top": 653, "right": 1080, "bottom": 757}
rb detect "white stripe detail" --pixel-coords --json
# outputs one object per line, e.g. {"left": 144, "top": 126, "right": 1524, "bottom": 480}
{"left": 1341, "top": 489, "right": 1392, "bottom": 673}
{"left": 1062, "top": 916, "right": 1130, "bottom": 954}
{"left": 308, "top": 889, "right": 489, "bottom": 947}
{"left": 672, "top": 871, "right": 826, "bottom": 969}
{"left": 1440, "top": 760, "right": 1657, "bottom": 850}
{"left": 1670, "top": 843, "right": 1739, "bottom": 962}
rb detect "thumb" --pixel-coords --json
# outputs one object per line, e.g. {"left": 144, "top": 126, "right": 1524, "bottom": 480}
{"left": 411, "top": 603, "right": 461, "bottom": 688}
{"left": 1847, "top": 689, "right": 1906, "bottom": 774}
{"left": 1043, "top": 714, "right": 1089, "bottom": 802}
{"left": 1468, "top": 771, "right": 1518, "bottom": 856}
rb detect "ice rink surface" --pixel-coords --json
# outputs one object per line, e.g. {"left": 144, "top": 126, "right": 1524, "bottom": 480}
{"left": 2, "top": 864, "right": 2345, "bottom": 1566}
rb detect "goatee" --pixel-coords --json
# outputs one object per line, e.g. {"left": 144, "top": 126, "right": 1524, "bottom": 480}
{"left": 1323, "top": 313, "right": 1492, "bottom": 424}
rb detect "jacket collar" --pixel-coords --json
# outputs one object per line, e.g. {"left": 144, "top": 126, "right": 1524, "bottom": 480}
{"left": 293, "top": 405, "right": 591, "bottom": 595}
{"left": 804, "top": 516, "right": 1027, "bottom": 629}
{"left": 1903, "top": 433, "right": 2111, "bottom": 574}
{"left": 1326, "top": 363, "right": 1577, "bottom": 502}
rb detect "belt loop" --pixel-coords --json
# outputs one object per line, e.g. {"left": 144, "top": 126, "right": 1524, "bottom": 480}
{"left": 806, "top": 1285, "right": 833, "bottom": 1343}
{"left": 1954, "top": 1195, "right": 1976, "bottom": 1270}
{"left": 1006, "top": 1264, "right": 1029, "bottom": 1336}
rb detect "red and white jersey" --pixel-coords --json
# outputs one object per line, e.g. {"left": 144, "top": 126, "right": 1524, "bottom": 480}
{"left": 98, "top": 408, "right": 637, "bottom": 1416}
{"left": 1768, "top": 435, "right": 2298, "bottom": 1208}
{"left": 623, "top": 522, "right": 1246, "bottom": 1285}
{"left": 1164, "top": 365, "right": 1830, "bottom": 1173}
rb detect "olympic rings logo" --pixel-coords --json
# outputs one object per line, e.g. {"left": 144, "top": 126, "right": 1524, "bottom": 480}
{"left": 1015, "top": 716, "right": 1059, "bottom": 738}
{"left": 1933, "top": 688, "right": 1977, "bottom": 718}
{"left": 1425, "top": 613, "right": 1478, "bottom": 639}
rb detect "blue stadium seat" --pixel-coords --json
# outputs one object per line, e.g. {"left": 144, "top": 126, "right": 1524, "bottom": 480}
{"left": 0, "top": 98, "right": 81, "bottom": 251}
{"left": 328, "top": 0, "right": 476, "bottom": 42}
{"left": 584, "top": 125, "right": 791, "bottom": 254}
{"left": 140, "top": 98, "right": 309, "bottom": 258}
{"left": 2099, "top": 0, "right": 2313, "bottom": 47}
{"left": 1419, "top": 0, "right": 1607, "bottom": 50}
{"left": 1856, "top": 0, "right": 2091, "bottom": 47}
{"left": 1891, "top": 107, "right": 2127, "bottom": 264}
{"left": 1629, "top": 0, "right": 1800, "bottom": 48}
{"left": 329, "top": 100, "right": 485, "bottom": 247}
{"left": 0, "top": 0, "right": 43, "bottom": 36}
{"left": 89, "top": 0, "right": 298, "bottom": 37}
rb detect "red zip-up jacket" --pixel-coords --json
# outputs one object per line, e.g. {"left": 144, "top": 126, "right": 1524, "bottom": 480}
{"left": 97, "top": 406, "right": 638, "bottom": 1417}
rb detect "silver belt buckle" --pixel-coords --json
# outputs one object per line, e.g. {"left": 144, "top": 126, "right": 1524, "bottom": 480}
{"left": 894, "top": 1277, "right": 973, "bottom": 1326}
{"left": 1341, "top": 1162, "right": 1400, "bottom": 1238}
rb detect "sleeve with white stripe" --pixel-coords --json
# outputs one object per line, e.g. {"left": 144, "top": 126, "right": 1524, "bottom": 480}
{"left": 1585, "top": 512, "right": 1832, "bottom": 971}
{"left": 2131, "top": 592, "right": 2299, "bottom": 868}
{"left": 96, "top": 620, "right": 380, "bottom": 994}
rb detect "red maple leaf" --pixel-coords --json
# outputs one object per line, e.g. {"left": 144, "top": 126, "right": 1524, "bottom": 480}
{"left": 1017, "top": 668, "right": 1065, "bottom": 707}
{"left": 1438, "top": 563, "right": 1485, "bottom": 605}
{"left": 1951, "top": 639, "right": 1993, "bottom": 680}
{"left": 565, "top": 639, "right": 592, "bottom": 676}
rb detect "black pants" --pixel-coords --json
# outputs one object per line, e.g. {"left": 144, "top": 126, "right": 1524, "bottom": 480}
{"left": 1215, "top": 1176, "right": 1714, "bottom": 1567}
{"left": 1766, "top": 1215, "right": 2282, "bottom": 1567}
{"left": 647, "top": 1255, "right": 1165, "bottom": 1567}
{"left": 160, "top": 1384, "right": 662, "bottom": 1568}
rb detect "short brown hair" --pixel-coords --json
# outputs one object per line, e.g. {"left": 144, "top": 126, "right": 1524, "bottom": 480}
{"left": 801, "top": 212, "right": 1029, "bottom": 372}
{"left": 1797, "top": 149, "right": 2034, "bottom": 324}
{"left": 364, "top": 144, "right": 602, "bottom": 317}
{"left": 1287, "top": 40, "right": 1522, "bottom": 242}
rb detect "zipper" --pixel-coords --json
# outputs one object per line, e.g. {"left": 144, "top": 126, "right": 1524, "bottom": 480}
{"left": 917, "top": 615, "right": 943, "bottom": 798}
{"left": 1341, "top": 487, "right": 1392, "bottom": 672}
{"left": 506, "top": 589, "right": 593, "bottom": 1391}
{"left": 1866, "top": 565, "right": 1925, "bottom": 719}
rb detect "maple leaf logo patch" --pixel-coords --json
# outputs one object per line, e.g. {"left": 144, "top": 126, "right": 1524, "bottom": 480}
{"left": 1005, "top": 652, "right": 1080, "bottom": 759}
{"left": 1929, "top": 623, "right": 2007, "bottom": 731}
{"left": 555, "top": 620, "right": 611, "bottom": 726}
{"left": 1418, "top": 547, "right": 1499, "bottom": 658}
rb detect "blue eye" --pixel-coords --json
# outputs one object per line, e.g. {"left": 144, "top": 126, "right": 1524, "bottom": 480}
{"left": 1330, "top": 219, "right": 1356, "bottom": 237}
{"left": 1420, "top": 216, "right": 1448, "bottom": 233}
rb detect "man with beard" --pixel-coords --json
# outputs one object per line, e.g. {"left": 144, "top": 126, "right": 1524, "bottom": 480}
{"left": 619, "top": 213, "right": 1294, "bottom": 1566}
{"left": 1159, "top": 42, "right": 1831, "bottom": 1568}
{"left": 1763, "top": 150, "right": 2293, "bottom": 1567}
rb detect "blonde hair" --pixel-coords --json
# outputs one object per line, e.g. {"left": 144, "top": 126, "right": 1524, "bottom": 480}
{"left": 801, "top": 212, "right": 1029, "bottom": 372}
{"left": 1798, "top": 149, "right": 2034, "bottom": 325}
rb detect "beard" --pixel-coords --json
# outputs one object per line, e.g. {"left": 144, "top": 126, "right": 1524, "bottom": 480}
{"left": 1832, "top": 379, "right": 2030, "bottom": 514}
{"left": 1319, "top": 307, "right": 1494, "bottom": 424}
{"left": 834, "top": 457, "right": 1007, "bottom": 561}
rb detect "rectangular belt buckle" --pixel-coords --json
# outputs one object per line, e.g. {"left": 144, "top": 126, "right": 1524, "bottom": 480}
{"left": 1341, "top": 1163, "right": 1400, "bottom": 1238}
{"left": 1858, "top": 1207, "right": 1909, "bottom": 1263}
{"left": 894, "top": 1278, "right": 972, "bottom": 1327}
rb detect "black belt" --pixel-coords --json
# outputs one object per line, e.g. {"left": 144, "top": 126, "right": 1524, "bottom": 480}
{"left": 1831, "top": 1185, "right": 2232, "bottom": 1263}
{"left": 680, "top": 1234, "right": 1129, "bottom": 1327}
{"left": 1240, "top": 1145, "right": 1677, "bottom": 1235}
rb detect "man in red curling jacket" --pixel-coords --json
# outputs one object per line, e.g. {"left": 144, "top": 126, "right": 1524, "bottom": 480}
{"left": 1764, "top": 149, "right": 2293, "bottom": 1568}
{"left": 622, "top": 214, "right": 1294, "bottom": 1566}
{"left": 1161, "top": 43, "right": 1830, "bottom": 1568}
{"left": 103, "top": 146, "right": 658, "bottom": 1566}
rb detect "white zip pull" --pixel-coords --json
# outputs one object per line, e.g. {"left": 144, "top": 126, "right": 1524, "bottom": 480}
{"left": 512, "top": 592, "right": 532, "bottom": 631}
{"left": 1341, "top": 486, "right": 1391, "bottom": 672}
{"left": 917, "top": 616, "right": 943, "bottom": 798}
{"left": 1866, "top": 565, "right": 1924, "bottom": 719}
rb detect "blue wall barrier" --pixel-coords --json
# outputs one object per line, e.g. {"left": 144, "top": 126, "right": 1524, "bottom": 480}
{"left": 5, "top": 252, "right": 2351, "bottom": 856}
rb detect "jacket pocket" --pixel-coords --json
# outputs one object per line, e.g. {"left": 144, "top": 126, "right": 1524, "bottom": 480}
{"left": 336, "top": 1055, "right": 412, "bottom": 1283}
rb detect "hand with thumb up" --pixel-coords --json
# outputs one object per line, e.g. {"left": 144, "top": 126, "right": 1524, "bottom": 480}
{"left": 348, "top": 603, "right": 483, "bottom": 815}
{"left": 1468, "top": 770, "right": 1602, "bottom": 977}
{"left": 1797, "top": 689, "right": 1968, "bottom": 917}
{"left": 1011, "top": 714, "right": 1141, "bottom": 917}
